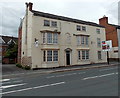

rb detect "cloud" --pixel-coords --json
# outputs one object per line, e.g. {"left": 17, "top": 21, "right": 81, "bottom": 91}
{"left": 0, "top": 0, "right": 119, "bottom": 37}
{"left": 0, "top": 2, "right": 25, "bottom": 37}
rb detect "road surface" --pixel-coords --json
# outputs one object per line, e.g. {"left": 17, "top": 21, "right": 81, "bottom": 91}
{"left": 1, "top": 65, "right": 118, "bottom": 96}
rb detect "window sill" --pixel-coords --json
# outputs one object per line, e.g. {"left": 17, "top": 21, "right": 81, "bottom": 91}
{"left": 78, "top": 59, "right": 90, "bottom": 62}
{"left": 42, "top": 61, "right": 58, "bottom": 64}
{"left": 43, "top": 25, "right": 58, "bottom": 28}
{"left": 77, "top": 45, "right": 89, "bottom": 47}
{"left": 98, "top": 59, "right": 102, "bottom": 60}
{"left": 41, "top": 43, "right": 58, "bottom": 45}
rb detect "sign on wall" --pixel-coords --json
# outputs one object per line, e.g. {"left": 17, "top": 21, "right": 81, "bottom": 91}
{"left": 102, "top": 40, "right": 112, "bottom": 51}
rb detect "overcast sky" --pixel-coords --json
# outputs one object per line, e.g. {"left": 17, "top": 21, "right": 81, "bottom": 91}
{"left": 0, "top": 0, "right": 119, "bottom": 37}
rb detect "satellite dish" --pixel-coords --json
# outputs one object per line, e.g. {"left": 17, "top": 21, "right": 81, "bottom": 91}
{"left": 35, "top": 41, "right": 38, "bottom": 47}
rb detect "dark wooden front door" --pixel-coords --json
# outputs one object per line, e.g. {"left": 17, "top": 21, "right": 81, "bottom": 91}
{"left": 66, "top": 51, "right": 70, "bottom": 65}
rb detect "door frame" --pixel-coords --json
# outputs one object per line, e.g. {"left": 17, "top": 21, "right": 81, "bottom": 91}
{"left": 65, "top": 48, "right": 72, "bottom": 66}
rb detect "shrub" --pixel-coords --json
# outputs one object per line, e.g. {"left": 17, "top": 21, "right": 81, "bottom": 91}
{"left": 16, "top": 63, "right": 22, "bottom": 68}
{"left": 24, "top": 65, "right": 31, "bottom": 70}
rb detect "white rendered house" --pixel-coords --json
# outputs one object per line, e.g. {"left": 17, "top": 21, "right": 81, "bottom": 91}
{"left": 20, "top": 2, "right": 107, "bottom": 69}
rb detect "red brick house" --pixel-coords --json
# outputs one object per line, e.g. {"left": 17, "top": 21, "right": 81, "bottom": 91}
{"left": 99, "top": 16, "right": 120, "bottom": 60}
{"left": 0, "top": 35, "right": 18, "bottom": 64}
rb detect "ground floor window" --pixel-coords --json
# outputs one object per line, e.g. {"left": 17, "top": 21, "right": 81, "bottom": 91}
{"left": 98, "top": 51, "right": 102, "bottom": 60}
{"left": 78, "top": 50, "right": 89, "bottom": 60}
{"left": 43, "top": 50, "right": 58, "bottom": 62}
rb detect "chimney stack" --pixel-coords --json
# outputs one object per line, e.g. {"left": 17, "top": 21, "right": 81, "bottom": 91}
{"left": 28, "top": 2, "right": 33, "bottom": 11}
{"left": 99, "top": 15, "right": 108, "bottom": 25}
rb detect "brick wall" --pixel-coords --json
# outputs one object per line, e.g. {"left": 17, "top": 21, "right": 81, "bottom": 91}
{"left": 18, "top": 27, "right": 22, "bottom": 64}
{"left": 99, "top": 16, "right": 118, "bottom": 47}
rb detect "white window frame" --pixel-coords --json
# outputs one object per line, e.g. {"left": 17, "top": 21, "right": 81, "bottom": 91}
{"left": 43, "top": 50, "right": 58, "bottom": 62}
{"left": 53, "top": 50, "right": 58, "bottom": 61}
{"left": 43, "top": 33, "right": 58, "bottom": 44}
{"left": 96, "top": 29, "right": 100, "bottom": 34}
{"left": 51, "top": 21, "right": 57, "bottom": 27}
{"left": 47, "top": 33, "right": 52, "bottom": 44}
{"left": 53, "top": 33, "right": 58, "bottom": 44}
{"left": 81, "top": 36, "right": 85, "bottom": 45}
{"left": 98, "top": 51, "right": 102, "bottom": 60}
{"left": 47, "top": 50, "right": 52, "bottom": 61}
{"left": 44, "top": 20, "right": 50, "bottom": 26}
{"left": 77, "top": 25, "right": 81, "bottom": 31}
{"left": 97, "top": 38, "right": 101, "bottom": 47}
{"left": 82, "top": 26, "right": 86, "bottom": 31}
{"left": 78, "top": 50, "right": 89, "bottom": 60}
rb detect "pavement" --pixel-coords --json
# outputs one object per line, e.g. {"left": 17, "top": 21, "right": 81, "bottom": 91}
{"left": 2, "top": 61, "right": 119, "bottom": 79}
{"left": 1, "top": 65, "right": 118, "bottom": 96}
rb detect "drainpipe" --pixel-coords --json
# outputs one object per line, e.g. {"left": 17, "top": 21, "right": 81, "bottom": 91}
{"left": 118, "top": 1, "right": 120, "bottom": 62}
{"left": 25, "top": 3, "right": 28, "bottom": 45}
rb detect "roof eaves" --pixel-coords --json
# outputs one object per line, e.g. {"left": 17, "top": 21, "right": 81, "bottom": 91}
{"left": 32, "top": 10, "right": 105, "bottom": 28}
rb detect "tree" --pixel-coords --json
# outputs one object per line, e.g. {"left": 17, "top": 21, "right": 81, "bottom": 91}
{"left": 5, "top": 40, "right": 18, "bottom": 59}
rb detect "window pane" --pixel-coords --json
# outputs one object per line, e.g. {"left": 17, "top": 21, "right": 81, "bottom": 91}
{"left": 98, "top": 51, "right": 101, "bottom": 60}
{"left": 96, "top": 29, "right": 100, "bottom": 34}
{"left": 85, "top": 37, "right": 88, "bottom": 45}
{"left": 47, "top": 33, "right": 52, "bottom": 43}
{"left": 81, "top": 36, "right": 85, "bottom": 45}
{"left": 47, "top": 50, "right": 52, "bottom": 61}
{"left": 82, "top": 50, "right": 85, "bottom": 59}
{"left": 77, "top": 25, "right": 81, "bottom": 31}
{"left": 43, "top": 51, "right": 46, "bottom": 61}
{"left": 53, "top": 33, "right": 58, "bottom": 43}
{"left": 53, "top": 50, "right": 58, "bottom": 61}
{"left": 44, "top": 20, "right": 50, "bottom": 26}
{"left": 82, "top": 26, "right": 86, "bottom": 31}
{"left": 43, "top": 33, "right": 46, "bottom": 43}
{"left": 86, "top": 50, "right": 89, "bottom": 59}
{"left": 97, "top": 38, "right": 101, "bottom": 47}
{"left": 77, "top": 36, "right": 80, "bottom": 45}
{"left": 78, "top": 51, "right": 81, "bottom": 60}
{"left": 51, "top": 21, "right": 57, "bottom": 27}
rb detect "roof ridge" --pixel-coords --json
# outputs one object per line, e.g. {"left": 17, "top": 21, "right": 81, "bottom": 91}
{"left": 31, "top": 10, "right": 104, "bottom": 28}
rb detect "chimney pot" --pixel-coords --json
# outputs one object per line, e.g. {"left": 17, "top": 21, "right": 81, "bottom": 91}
{"left": 28, "top": 2, "right": 33, "bottom": 11}
{"left": 99, "top": 16, "right": 108, "bottom": 25}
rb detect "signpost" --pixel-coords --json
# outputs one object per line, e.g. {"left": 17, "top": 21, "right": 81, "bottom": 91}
{"left": 102, "top": 40, "right": 112, "bottom": 65}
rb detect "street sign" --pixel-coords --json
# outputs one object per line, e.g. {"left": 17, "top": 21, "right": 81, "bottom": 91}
{"left": 102, "top": 40, "right": 112, "bottom": 51}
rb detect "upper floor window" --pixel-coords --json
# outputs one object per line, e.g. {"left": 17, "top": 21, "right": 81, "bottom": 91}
{"left": 53, "top": 33, "right": 58, "bottom": 43}
{"left": 42, "top": 32, "right": 58, "bottom": 44}
{"left": 77, "top": 36, "right": 89, "bottom": 46}
{"left": 44, "top": 20, "right": 50, "bottom": 26}
{"left": 96, "top": 29, "right": 100, "bottom": 34}
{"left": 51, "top": 21, "right": 57, "bottom": 27}
{"left": 82, "top": 26, "right": 86, "bottom": 31}
{"left": 97, "top": 38, "right": 101, "bottom": 47}
{"left": 77, "top": 25, "right": 81, "bottom": 31}
{"left": 47, "top": 33, "right": 52, "bottom": 43}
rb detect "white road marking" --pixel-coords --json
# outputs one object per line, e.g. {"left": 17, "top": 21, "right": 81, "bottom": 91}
{"left": 1, "top": 81, "right": 65, "bottom": 95}
{"left": 99, "top": 67, "right": 117, "bottom": 71}
{"left": 47, "top": 72, "right": 85, "bottom": 78}
{"left": 82, "top": 72, "right": 117, "bottom": 80}
{"left": 2, "top": 80, "right": 23, "bottom": 85}
{"left": 0, "top": 79, "right": 10, "bottom": 82}
{"left": 0, "top": 83, "right": 26, "bottom": 89}
{"left": 78, "top": 72, "right": 86, "bottom": 74}
{"left": 115, "top": 72, "right": 118, "bottom": 74}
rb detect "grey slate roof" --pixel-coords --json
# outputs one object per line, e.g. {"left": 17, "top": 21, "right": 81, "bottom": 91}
{"left": 31, "top": 10, "right": 105, "bottom": 28}
{"left": 0, "top": 35, "right": 18, "bottom": 45}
